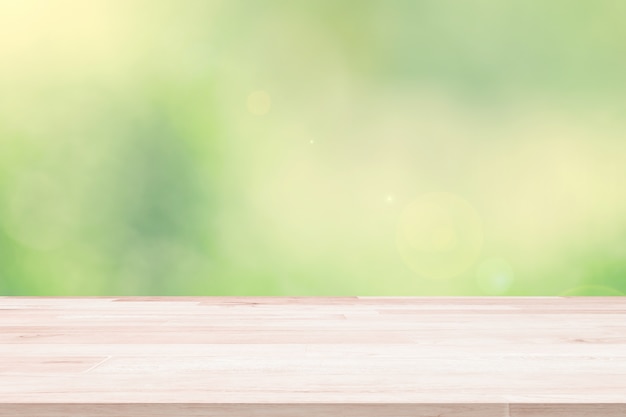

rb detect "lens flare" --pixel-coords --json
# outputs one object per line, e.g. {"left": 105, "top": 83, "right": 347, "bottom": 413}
{"left": 476, "top": 257, "right": 514, "bottom": 294}
{"left": 247, "top": 90, "right": 271, "bottom": 115}
{"left": 396, "top": 192, "right": 483, "bottom": 280}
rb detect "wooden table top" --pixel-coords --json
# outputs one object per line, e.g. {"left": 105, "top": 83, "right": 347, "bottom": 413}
{"left": 0, "top": 296, "right": 625, "bottom": 417}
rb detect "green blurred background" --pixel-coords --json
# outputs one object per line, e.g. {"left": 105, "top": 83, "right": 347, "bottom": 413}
{"left": 1, "top": 0, "right": 625, "bottom": 295}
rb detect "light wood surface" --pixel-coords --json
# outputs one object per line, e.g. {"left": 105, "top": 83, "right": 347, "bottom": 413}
{"left": 0, "top": 297, "right": 624, "bottom": 416}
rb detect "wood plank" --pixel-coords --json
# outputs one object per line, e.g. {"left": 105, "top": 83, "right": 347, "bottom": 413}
{"left": 510, "top": 404, "right": 626, "bottom": 417}
{"left": 0, "top": 404, "right": 509, "bottom": 417}
{"left": 0, "top": 297, "right": 624, "bottom": 416}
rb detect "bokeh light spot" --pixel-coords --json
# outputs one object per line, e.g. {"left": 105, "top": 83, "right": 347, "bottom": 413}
{"left": 476, "top": 257, "right": 514, "bottom": 294}
{"left": 396, "top": 192, "right": 483, "bottom": 280}
{"left": 247, "top": 90, "right": 271, "bottom": 115}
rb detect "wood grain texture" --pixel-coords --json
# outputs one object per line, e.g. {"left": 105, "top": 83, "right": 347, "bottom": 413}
{"left": 0, "top": 404, "right": 508, "bottom": 417}
{"left": 511, "top": 404, "right": 626, "bottom": 417}
{"left": 0, "top": 297, "right": 624, "bottom": 416}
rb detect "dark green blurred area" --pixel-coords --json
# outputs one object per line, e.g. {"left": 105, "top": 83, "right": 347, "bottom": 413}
{"left": 1, "top": 0, "right": 625, "bottom": 295}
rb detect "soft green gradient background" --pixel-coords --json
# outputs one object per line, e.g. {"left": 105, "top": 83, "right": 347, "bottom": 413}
{"left": 1, "top": 0, "right": 625, "bottom": 295}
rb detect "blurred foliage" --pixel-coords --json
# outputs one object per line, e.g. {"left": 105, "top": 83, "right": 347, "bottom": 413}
{"left": 1, "top": 0, "right": 625, "bottom": 295}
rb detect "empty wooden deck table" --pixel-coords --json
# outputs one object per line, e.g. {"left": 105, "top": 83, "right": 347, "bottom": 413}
{"left": 0, "top": 297, "right": 625, "bottom": 417}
